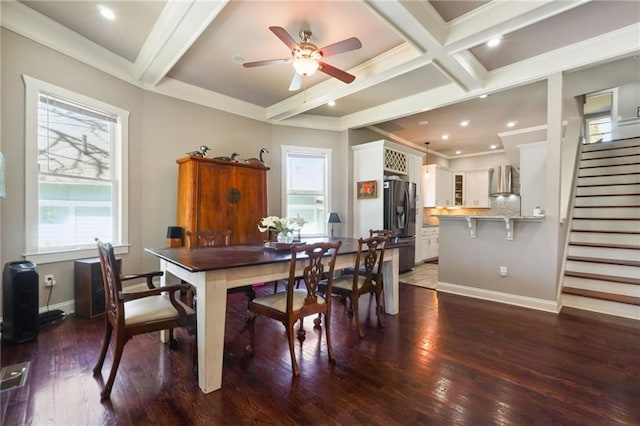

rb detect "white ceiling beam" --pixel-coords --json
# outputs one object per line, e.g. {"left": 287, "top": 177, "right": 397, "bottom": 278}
{"left": 135, "top": 0, "right": 228, "bottom": 86}
{"left": 445, "top": 0, "right": 590, "bottom": 53}
{"left": 364, "top": 0, "right": 482, "bottom": 92}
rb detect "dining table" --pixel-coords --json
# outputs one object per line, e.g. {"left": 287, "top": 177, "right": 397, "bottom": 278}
{"left": 145, "top": 237, "right": 399, "bottom": 394}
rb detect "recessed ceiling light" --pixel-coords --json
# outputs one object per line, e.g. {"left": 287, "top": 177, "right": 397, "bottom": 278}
{"left": 442, "top": 134, "right": 449, "bottom": 140}
{"left": 97, "top": 5, "right": 116, "bottom": 20}
{"left": 455, "top": 150, "right": 462, "bottom": 155}
{"left": 490, "top": 145, "right": 497, "bottom": 149}
{"left": 507, "top": 121, "right": 517, "bottom": 128}
{"left": 479, "top": 94, "right": 488, "bottom": 99}
{"left": 232, "top": 55, "right": 246, "bottom": 64}
{"left": 487, "top": 37, "right": 501, "bottom": 48}
{"left": 328, "top": 100, "right": 336, "bottom": 107}
{"left": 418, "top": 120, "right": 429, "bottom": 125}
{"left": 460, "top": 120, "right": 469, "bottom": 127}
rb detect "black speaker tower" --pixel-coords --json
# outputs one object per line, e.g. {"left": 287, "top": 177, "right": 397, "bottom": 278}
{"left": 2, "top": 261, "right": 39, "bottom": 343}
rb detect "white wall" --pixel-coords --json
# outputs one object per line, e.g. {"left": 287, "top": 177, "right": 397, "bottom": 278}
{"left": 448, "top": 152, "right": 509, "bottom": 170}
{"left": 519, "top": 142, "right": 547, "bottom": 217}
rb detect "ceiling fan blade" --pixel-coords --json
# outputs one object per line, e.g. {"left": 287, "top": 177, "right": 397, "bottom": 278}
{"left": 289, "top": 72, "right": 303, "bottom": 91}
{"left": 318, "top": 62, "right": 356, "bottom": 84}
{"left": 269, "top": 26, "right": 299, "bottom": 51}
{"left": 319, "top": 37, "right": 362, "bottom": 57}
{"left": 243, "top": 58, "right": 290, "bottom": 68}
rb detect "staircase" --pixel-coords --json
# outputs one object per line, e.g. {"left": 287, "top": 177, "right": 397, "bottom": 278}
{"left": 561, "top": 137, "right": 640, "bottom": 320}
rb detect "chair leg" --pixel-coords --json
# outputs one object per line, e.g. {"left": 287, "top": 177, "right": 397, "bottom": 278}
{"left": 324, "top": 312, "right": 335, "bottom": 365}
{"left": 101, "top": 332, "right": 127, "bottom": 400}
{"left": 286, "top": 321, "right": 300, "bottom": 376}
{"left": 297, "top": 318, "right": 306, "bottom": 341}
{"left": 168, "top": 328, "right": 178, "bottom": 349}
{"left": 245, "top": 312, "right": 256, "bottom": 356}
{"left": 93, "top": 321, "right": 113, "bottom": 376}
{"left": 375, "top": 287, "right": 385, "bottom": 329}
{"left": 245, "top": 286, "right": 256, "bottom": 302}
{"left": 352, "top": 292, "right": 364, "bottom": 339}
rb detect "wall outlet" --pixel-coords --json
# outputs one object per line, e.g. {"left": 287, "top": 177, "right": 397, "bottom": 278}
{"left": 44, "top": 274, "right": 56, "bottom": 287}
{"left": 499, "top": 266, "right": 508, "bottom": 277}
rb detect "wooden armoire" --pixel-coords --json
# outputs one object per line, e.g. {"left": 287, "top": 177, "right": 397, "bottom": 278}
{"left": 176, "top": 156, "right": 269, "bottom": 245}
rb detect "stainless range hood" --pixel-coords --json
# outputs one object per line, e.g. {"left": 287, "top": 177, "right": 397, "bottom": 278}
{"left": 490, "top": 165, "right": 520, "bottom": 196}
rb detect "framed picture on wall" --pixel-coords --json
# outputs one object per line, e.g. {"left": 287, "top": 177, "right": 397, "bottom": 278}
{"left": 357, "top": 180, "right": 377, "bottom": 199}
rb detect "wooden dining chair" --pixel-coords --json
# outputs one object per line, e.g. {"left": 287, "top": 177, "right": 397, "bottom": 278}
{"left": 320, "top": 235, "right": 388, "bottom": 338}
{"left": 93, "top": 238, "right": 196, "bottom": 400}
{"left": 185, "top": 229, "right": 231, "bottom": 248}
{"left": 245, "top": 241, "right": 342, "bottom": 376}
{"left": 184, "top": 229, "right": 256, "bottom": 303}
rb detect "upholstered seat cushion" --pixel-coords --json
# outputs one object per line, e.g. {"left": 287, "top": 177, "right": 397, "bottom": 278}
{"left": 125, "top": 295, "right": 194, "bottom": 326}
{"left": 342, "top": 265, "right": 380, "bottom": 277}
{"left": 252, "top": 289, "right": 326, "bottom": 313}
{"left": 331, "top": 275, "right": 369, "bottom": 291}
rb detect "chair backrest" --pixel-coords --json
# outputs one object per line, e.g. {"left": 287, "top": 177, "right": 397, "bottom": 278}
{"left": 369, "top": 229, "right": 392, "bottom": 238}
{"left": 287, "top": 241, "right": 342, "bottom": 313}
{"left": 95, "top": 238, "right": 125, "bottom": 327}
{"left": 355, "top": 235, "right": 388, "bottom": 285}
{"left": 185, "top": 229, "right": 231, "bottom": 248}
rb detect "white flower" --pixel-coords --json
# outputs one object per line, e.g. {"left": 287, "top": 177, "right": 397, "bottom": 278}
{"left": 258, "top": 215, "right": 307, "bottom": 234}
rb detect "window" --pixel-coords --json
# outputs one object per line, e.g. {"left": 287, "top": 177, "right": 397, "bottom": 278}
{"left": 584, "top": 88, "right": 618, "bottom": 144}
{"left": 282, "top": 146, "right": 331, "bottom": 237}
{"left": 24, "top": 76, "right": 129, "bottom": 263}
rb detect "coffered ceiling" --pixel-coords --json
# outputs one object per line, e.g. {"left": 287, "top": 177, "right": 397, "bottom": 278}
{"left": 3, "top": 0, "right": 639, "bottom": 157}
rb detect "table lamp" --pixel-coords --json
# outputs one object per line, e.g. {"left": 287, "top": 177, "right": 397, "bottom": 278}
{"left": 328, "top": 212, "right": 341, "bottom": 237}
{"left": 166, "top": 226, "right": 184, "bottom": 247}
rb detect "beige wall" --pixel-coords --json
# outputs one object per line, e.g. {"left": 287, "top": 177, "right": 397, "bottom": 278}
{"left": 0, "top": 29, "right": 345, "bottom": 312}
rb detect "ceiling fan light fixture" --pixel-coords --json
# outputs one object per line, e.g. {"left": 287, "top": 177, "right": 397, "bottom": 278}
{"left": 292, "top": 45, "right": 321, "bottom": 76}
{"left": 293, "top": 57, "right": 320, "bottom": 76}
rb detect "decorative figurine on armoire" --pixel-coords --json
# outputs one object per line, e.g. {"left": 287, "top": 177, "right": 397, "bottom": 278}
{"left": 186, "top": 145, "right": 210, "bottom": 157}
{"left": 244, "top": 148, "right": 269, "bottom": 166}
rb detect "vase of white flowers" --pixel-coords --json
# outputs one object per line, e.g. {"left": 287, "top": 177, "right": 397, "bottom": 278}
{"left": 258, "top": 215, "right": 307, "bottom": 243}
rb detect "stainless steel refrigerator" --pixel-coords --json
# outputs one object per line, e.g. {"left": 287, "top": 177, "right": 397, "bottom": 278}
{"left": 383, "top": 179, "right": 416, "bottom": 271}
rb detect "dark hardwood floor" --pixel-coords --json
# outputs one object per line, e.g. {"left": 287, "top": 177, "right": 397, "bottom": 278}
{"left": 2, "top": 283, "right": 639, "bottom": 425}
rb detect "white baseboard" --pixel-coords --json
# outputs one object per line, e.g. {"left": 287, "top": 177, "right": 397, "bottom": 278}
{"left": 437, "top": 281, "right": 560, "bottom": 313}
{"left": 39, "top": 299, "right": 75, "bottom": 315}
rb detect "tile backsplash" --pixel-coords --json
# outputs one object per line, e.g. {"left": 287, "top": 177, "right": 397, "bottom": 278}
{"left": 423, "top": 195, "right": 521, "bottom": 225}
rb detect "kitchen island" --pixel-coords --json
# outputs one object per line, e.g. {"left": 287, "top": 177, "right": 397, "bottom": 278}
{"left": 435, "top": 214, "right": 559, "bottom": 313}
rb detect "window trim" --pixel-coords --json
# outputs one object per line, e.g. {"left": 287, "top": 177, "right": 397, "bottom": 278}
{"left": 23, "top": 75, "right": 129, "bottom": 263}
{"left": 281, "top": 145, "right": 332, "bottom": 238}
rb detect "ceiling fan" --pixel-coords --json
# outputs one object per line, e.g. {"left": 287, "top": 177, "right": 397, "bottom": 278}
{"left": 243, "top": 26, "right": 362, "bottom": 91}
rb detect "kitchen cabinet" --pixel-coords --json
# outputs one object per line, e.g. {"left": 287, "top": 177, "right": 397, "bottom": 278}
{"left": 422, "top": 165, "right": 452, "bottom": 207}
{"left": 453, "top": 173, "right": 464, "bottom": 206}
{"left": 463, "top": 169, "right": 490, "bottom": 208}
{"left": 176, "top": 156, "right": 269, "bottom": 245}
{"left": 421, "top": 227, "right": 439, "bottom": 261}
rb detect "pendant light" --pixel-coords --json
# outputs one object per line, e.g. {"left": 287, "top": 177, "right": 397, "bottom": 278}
{"left": 424, "top": 142, "right": 430, "bottom": 177}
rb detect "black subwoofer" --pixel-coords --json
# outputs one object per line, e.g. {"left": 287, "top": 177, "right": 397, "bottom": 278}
{"left": 2, "top": 261, "right": 39, "bottom": 344}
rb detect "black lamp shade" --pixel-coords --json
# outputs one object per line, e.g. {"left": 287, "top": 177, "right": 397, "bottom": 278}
{"left": 328, "top": 212, "right": 341, "bottom": 224}
{"left": 166, "top": 226, "right": 183, "bottom": 239}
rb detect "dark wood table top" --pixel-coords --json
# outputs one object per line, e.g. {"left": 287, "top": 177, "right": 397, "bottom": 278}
{"left": 145, "top": 237, "right": 363, "bottom": 273}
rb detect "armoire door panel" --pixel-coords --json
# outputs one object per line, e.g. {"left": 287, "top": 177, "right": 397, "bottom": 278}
{"left": 233, "top": 166, "right": 267, "bottom": 244}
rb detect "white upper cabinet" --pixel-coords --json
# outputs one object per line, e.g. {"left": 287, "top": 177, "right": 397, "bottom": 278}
{"left": 422, "top": 165, "right": 452, "bottom": 207}
{"left": 463, "top": 169, "right": 490, "bottom": 208}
